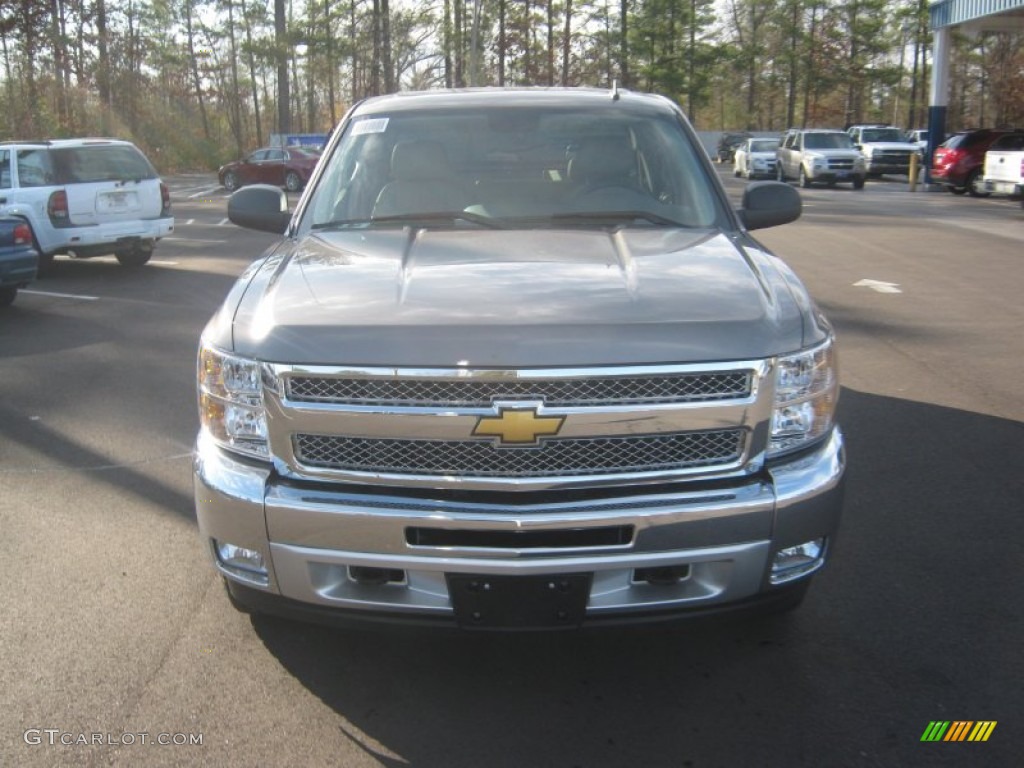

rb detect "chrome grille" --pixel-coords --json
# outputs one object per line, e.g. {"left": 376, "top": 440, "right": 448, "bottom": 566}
{"left": 827, "top": 159, "right": 855, "bottom": 170}
{"left": 285, "top": 371, "right": 751, "bottom": 407}
{"left": 293, "top": 429, "right": 745, "bottom": 478}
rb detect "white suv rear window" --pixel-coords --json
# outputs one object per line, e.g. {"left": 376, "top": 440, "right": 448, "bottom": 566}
{"left": 50, "top": 146, "right": 157, "bottom": 184}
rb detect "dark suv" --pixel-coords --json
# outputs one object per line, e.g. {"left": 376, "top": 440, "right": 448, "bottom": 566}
{"left": 931, "top": 129, "right": 1024, "bottom": 196}
{"left": 716, "top": 132, "right": 752, "bottom": 163}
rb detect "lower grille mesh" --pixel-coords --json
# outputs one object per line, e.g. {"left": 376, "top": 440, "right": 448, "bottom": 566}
{"left": 293, "top": 429, "right": 745, "bottom": 478}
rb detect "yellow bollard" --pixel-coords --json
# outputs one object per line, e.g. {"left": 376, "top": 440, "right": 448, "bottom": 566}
{"left": 909, "top": 152, "right": 919, "bottom": 192}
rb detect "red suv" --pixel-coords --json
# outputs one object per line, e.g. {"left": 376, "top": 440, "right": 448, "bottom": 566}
{"left": 931, "top": 129, "right": 1024, "bottom": 196}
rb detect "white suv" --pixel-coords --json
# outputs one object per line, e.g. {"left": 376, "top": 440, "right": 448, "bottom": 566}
{"left": 0, "top": 139, "right": 173, "bottom": 267}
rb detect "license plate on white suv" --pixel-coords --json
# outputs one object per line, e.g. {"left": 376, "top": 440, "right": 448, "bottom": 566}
{"left": 98, "top": 191, "right": 139, "bottom": 213}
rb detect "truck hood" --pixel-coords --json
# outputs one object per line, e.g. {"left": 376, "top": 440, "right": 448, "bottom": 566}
{"left": 227, "top": 227, "right": 809, "bottom": 367}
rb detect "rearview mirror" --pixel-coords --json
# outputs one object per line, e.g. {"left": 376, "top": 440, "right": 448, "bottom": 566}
{"left": 228, "top": 185, "right": 291, "bottom": 234}
{"left": 737, "top": 181, "right": 802, "bottom": 231}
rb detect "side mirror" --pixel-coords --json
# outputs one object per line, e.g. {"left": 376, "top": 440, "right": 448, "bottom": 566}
{"left": 228, "top": 184, "right": 291, "bottom": 234}
{"left": 738, "top": 181, "right": 802, "bottom": 231}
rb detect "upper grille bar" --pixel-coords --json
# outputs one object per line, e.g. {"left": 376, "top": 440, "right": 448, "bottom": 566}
{"left": 285, "top": 370, "right": 752, "bottom": 407}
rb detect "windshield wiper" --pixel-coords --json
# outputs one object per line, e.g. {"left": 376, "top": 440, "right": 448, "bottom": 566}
{"left": 312, "top": 211, "right": 503, "bottom": 230}
{"left": 550, "top": 211, "right": 688, "bottom": 228}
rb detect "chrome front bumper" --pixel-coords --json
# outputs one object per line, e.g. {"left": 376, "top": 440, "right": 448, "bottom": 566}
{"left": 194, "top": 429, "right": 845, "bottom": 626}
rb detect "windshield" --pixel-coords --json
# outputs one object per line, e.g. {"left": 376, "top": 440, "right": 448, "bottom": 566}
{"left": 861, "top": 128, "right": 905, "bottom": 143}
{"left": 803, "top": 133, "right": 855, "bottom": 150}
{"left": 749, "top": 139, "right": 779, "bottom": 153}
{"left": 305, "top": 105, "right": 723, "bottom": 231}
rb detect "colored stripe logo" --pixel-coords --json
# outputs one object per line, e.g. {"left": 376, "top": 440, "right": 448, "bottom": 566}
{"left": 921, "top": 721, "right": 997, "bottom": 742}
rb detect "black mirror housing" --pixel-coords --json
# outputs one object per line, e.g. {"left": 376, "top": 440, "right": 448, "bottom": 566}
{"left": 738, "top": 181, "right": 802, "bottom": 231}
{"left": 228, "top": 185, "right": 291, "bottom": 234}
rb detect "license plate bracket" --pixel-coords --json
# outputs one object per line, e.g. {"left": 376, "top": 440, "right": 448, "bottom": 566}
{"left": 446, "top": 572, "right": 592, "bottom": 629}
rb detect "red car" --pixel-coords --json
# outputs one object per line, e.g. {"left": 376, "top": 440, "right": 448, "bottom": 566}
{"left": 931, "top": 129, "right": 1024, "bottom": 196}
{"left": 218, "top": 147, "right": 320, "bottom": 193}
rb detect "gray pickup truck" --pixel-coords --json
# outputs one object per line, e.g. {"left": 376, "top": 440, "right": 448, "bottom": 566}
{"left": 195, "top": 88, "right": 845, "bottom": 630}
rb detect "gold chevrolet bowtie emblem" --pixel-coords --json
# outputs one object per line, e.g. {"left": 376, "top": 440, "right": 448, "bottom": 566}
{"left": 472, "top": 407, "right": 565, "bottom": 446}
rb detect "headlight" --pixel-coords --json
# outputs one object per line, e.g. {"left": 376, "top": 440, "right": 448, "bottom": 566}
{"left": 769, "top": 338, "right": 839, "bottom": 458}
{"left": 198, "top": 344, "right": 270, "bottom": 459}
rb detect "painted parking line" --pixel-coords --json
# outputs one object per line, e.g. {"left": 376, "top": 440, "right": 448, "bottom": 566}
{"left": 853, "top": 279, "right": 902, "bottom": 294}
{"left": 162, "top": 237, "right": 226, "bottom": 245}
{"left": 187, "top": 186, "right": 225, "bottom": 199}
{"left": 168, "top": 183, "right": 220, "bottom": 195}
{"left": 81, "top": 255, "right": 181, "bottom": 266}
{"left": 21, "top": 289, "right": 99, "bottom": 301}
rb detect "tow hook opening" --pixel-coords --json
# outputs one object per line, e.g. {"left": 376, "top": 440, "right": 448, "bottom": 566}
{"left": 348, "top": 566, "right": 407, "bottom": 586}
{"left": 633, "top": 564, "right": 692, "bottom": 585}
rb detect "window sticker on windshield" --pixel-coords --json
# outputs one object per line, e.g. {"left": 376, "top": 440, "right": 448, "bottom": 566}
{"left": 352, "top": 118, "right": 389, "bottom": 136}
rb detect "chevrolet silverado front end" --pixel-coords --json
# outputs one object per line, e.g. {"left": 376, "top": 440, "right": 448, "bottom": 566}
{"left": 195, "top": 88, "right": 845, "bottom": 630}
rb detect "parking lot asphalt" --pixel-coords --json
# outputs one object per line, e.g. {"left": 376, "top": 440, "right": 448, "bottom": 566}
{"left": 1, "top": 171, "right": 1020, "bottom": 767}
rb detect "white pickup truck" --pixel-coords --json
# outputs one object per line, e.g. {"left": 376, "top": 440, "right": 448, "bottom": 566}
{"left": 982, "top": 137, "right": 1024, "bottom": 204}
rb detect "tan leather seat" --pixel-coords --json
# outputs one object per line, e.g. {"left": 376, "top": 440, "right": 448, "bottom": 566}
{"left": 372, "top": 141, "right": 467, "bottom": 217}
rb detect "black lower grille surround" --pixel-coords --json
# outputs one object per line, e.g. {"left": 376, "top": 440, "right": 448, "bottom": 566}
{"left": 293, "top": 428, "right": 745, "bottom": 478}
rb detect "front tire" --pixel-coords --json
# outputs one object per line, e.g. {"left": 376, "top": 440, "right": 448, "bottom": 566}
{"left": 0, "top": 286, "right": 17, "bottom": 307}
{"left": 285, "top": 171, "right": 302, "bottom": 192}
{"left": 799, "top": 165, "right": 812, "bottom": 188}
{"left": 776, "top": 165, "right": 786, "bottom": 182}
{"left": 223, "top": 171, "right": 239, "bottom": 192}
{"left": 852, "top": 176, "right": 865, "bottom": 190}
